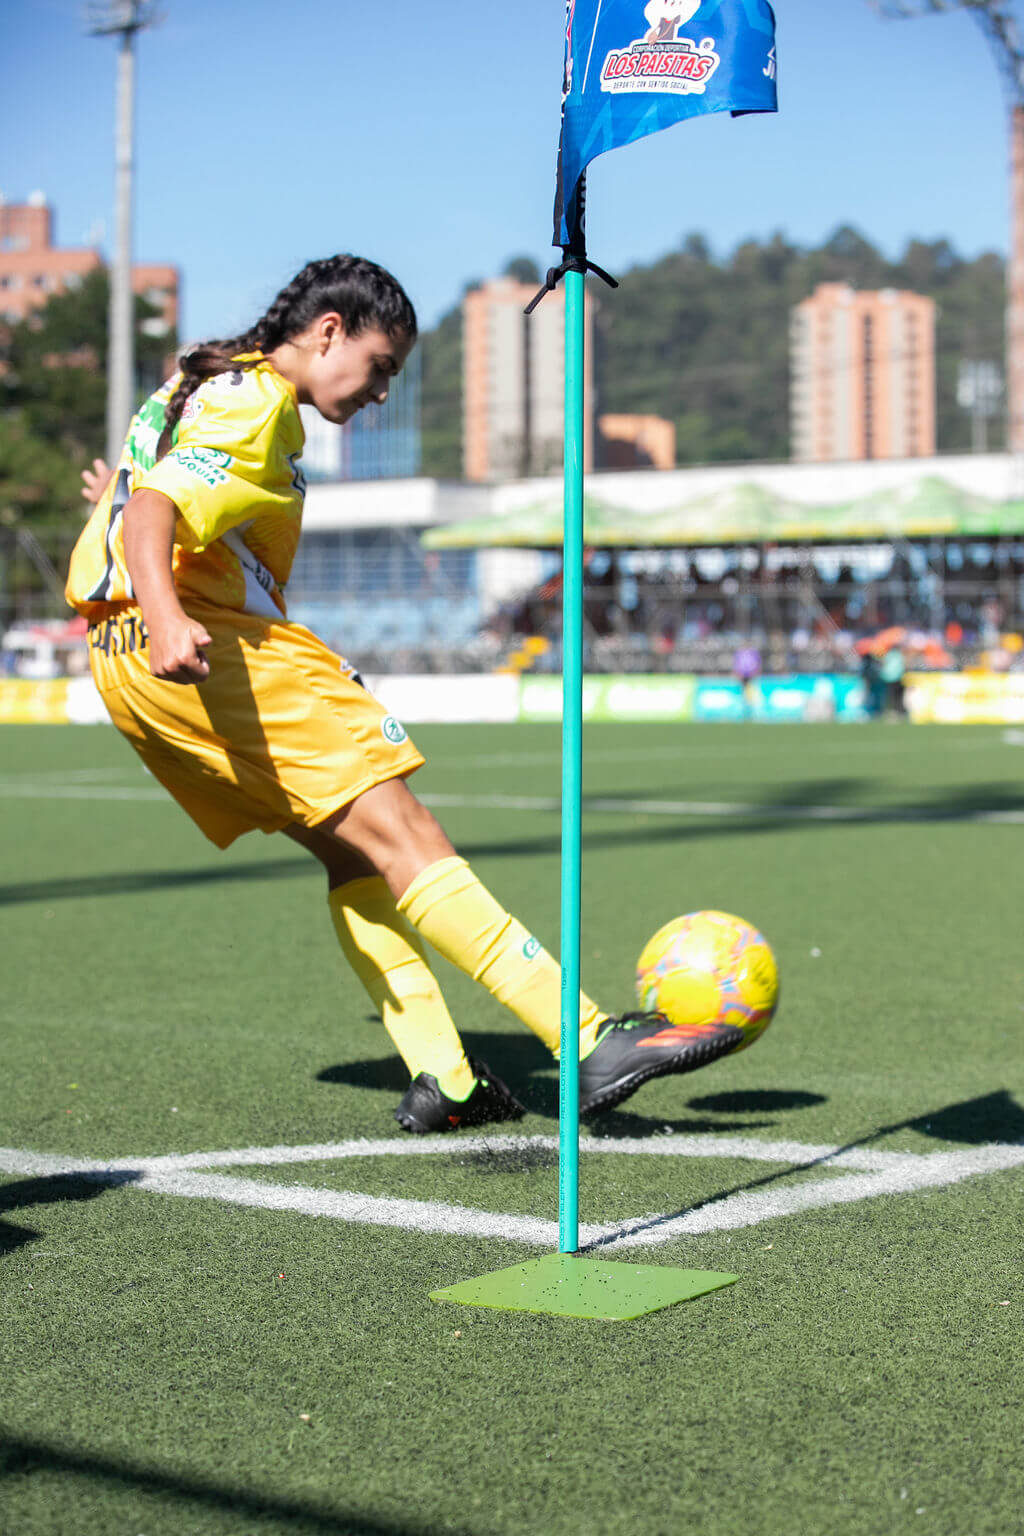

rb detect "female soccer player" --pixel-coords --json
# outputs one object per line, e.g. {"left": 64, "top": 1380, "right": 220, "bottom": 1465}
{"left": 67, "top": 255, "right": 741, "bottom": 1132}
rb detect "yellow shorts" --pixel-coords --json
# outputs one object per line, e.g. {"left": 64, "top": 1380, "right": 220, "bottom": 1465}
{"left": 88, "top": 603, "right": 424, "bottom": 848}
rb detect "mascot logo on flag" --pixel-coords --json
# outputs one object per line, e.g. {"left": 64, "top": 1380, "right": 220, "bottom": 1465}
{"left": 601, "top": 0, "right": 720, "bottom": 95}
{"left": 644, "top": 0, "right": 702, "bottom": 41}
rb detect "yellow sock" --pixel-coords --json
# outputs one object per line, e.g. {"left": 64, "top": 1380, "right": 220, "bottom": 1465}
{"left": 396, "top": 856, "right": 607, "bottom": 1058}
{"left": 327, "top": 877, "right": 476, "bottom": 1099}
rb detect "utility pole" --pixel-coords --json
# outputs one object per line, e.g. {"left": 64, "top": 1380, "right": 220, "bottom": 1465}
{"left": 869, "top": 2, "right": 1024, "bottom": 454}
{"left": 86, "top": 2, "right": 158, "bottom": 466}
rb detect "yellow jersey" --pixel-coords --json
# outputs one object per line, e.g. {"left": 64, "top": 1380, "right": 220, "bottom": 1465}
{"left": 66, "top": 358, "right": 306, "bottom": 623}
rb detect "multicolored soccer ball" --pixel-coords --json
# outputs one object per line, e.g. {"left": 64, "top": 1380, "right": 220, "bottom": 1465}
{"left": 635, "top": 910, "right": 779, "bottom": 1051}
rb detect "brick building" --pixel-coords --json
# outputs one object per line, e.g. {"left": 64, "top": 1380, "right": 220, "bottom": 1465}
{"left": 0, "top": 194, "right": 178, "bottom": 340}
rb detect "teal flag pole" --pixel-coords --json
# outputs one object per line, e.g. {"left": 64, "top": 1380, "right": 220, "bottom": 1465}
{"left": 430, "top": 253, "right": 740, "bottom": 1311}
{"left": 558, "top": 261, "right": 586, "bottom": 1255}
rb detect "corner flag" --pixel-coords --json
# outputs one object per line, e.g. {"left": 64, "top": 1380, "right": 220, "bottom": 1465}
{"left": 432, "top": 0, "right": 778, "bottom": 1317}
{"left": 555, "top": 0, "right": 778, "bottom": 247}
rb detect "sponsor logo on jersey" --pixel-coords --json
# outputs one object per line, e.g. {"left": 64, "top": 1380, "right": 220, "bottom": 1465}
{"left": 180, "top": 394, "right": 205, "bottom": 423}
{"left": 381, "top": 715, "right": 408, "bottom": 745}
{"left": 601, "top": 2, "right": 720, "bottom": 96}
{"left": 174, "top": 446, "right": 232, "bottom": 487}
{"left": 127, "top": 420, "right": 161, "bottom": 467}
{"left": 522, "top": 936, "right": 541, "bottom": 961}
{"left": 89, "top": 611, "right": 149, "bottom": 657}
{"left": 126, "top": 394, "right": 169, "bottom": 469}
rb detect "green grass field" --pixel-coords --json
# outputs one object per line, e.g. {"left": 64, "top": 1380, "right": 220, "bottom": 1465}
{"left": 3, "top": 720, "right": 1024, "bottom": 1536}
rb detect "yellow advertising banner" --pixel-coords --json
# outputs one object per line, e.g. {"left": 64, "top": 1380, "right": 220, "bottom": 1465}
{"left": 905, "top": 671, "right": 1024, "bottom": 725}
{"left": 0, "top": 679, "right": 70, "bottom": 724}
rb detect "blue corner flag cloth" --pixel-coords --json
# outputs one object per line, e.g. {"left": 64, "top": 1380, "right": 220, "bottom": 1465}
{"left": 554, "top": 0, "right": 778, "bottom": 247}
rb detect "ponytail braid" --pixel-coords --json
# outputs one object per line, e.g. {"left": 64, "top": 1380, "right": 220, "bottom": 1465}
{"left": 245, "top": 259, "right": 336, "bottom": 352}
{"left": 155, "top": 254, "right": 417, "bottom": 460}
{"left": 156, "top": 335, "right": 258, "bottom": 459}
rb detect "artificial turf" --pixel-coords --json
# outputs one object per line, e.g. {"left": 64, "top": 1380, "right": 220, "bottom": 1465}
{"left": 2, "top": 720, "right": 1023, "bottom": 1535}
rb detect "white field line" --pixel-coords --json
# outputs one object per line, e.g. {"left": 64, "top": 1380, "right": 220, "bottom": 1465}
{"left": 428, "top": 745, "right": 699, "bottom": 769}
{"left": 19, "top": 767, "right": 128, "bottom": 783}
{"left": 0, "top": 1146, "right": 576, "bottom": 1248}
{"left": 432, "top": 735, "right": 1017, "bottom": 765}
{"left": 0, "top": 782, "right": 166, "bottom": 801}
{"left": 0, "top": 742, "right": 829, "bottom": 794}
{"left": 133, "top": 1170, "right": 571, "bottom": 1247}
{"left": 3, "top": 786, "right": 1020, "bottom": 825}
{"left": 0, "top": 1149, "right": 120, "bottom": 1178}
{"left": 0, "top": 731, "right": 1012, "bottom": 797}
{"left": 603, "top": 1142, "right": 1024, "bottom": 1249}
{"left": 421, "top": 792, "right": 1024, "bottom": 826}
{"left": 3, "top": 1134, "right": 1024, "bottom": 1252}
{"left": 130, "top": 1132, "right": 927, "bottom": 1175}
{"left": 3, "top": 754, "right": 1023, "bottom": 821}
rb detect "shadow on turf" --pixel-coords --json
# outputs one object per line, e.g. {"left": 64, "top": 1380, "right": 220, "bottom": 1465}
{"left": 783, "top": 1088, "right": 1024, "bottom": 1155}
{"left": 5, "top": 775, "right": 1024, "bottom": 908}
{"left": 586, "top": 1089, "right": 826, "bottom": 1139}
{"left": 687, "top": 1090, "right": 827, "bottom": 1114}
{"left": 0, "top": 1433, "right": 457, "bottom": 1536}
{"left": 902, "top": 1089, "right": 1024, "bottom": 1145}
{"left": 0, "top": 1172, "right": 139, "bottom": 1257}
{"left": 318, "top": 1047, "right": 821, "bottom": 1135}
{"left": 0, "top": 1218, "right": 40, "bottom": 1256}
{"left": 582, "top": 1089, "right": 1024, "bottom": 1252}
{"left": 0, "top": 857, "right": 311, "bottom": 909}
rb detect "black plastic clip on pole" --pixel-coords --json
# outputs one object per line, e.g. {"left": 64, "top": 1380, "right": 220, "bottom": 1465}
{"left": 524, "top": 173, "right": 618, "bottom": 314}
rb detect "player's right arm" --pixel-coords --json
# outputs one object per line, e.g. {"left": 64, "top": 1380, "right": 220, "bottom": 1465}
{"left": 81, "top": 457, "right": 114, "bottom": 507}
{"left": 122, "top": 490, "right": 213, "bottom": 684}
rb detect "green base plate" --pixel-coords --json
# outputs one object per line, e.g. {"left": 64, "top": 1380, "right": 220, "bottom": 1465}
{"left": 430, "top": 1253, "right": 738, "bottom": 1320}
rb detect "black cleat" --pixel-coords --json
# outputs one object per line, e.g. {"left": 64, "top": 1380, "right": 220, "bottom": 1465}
{"left": 394, "top": 1056, "right": 525, "bottom": 1134}
{"left": 579, "top": 1012, "right": 744, "bottom": 1117}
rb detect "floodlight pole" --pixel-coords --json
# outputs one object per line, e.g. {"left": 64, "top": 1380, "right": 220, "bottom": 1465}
{"left": 868, "top": 0, "right": 1024, "bottom": 453}
{"left": 88, "top": 2, "right": 157, "bottom": 465}
{"left": 1011, "top": 104, "right": 1024, "bottom": 455}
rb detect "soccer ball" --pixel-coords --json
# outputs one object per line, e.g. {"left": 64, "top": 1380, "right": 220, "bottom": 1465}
{"left": 635, "top": 910, "right": 779, "bottom": 1051}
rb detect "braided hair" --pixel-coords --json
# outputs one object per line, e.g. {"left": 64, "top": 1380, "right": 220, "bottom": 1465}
{"left": 156, "top": 255, "right": 417, "bottom": 459}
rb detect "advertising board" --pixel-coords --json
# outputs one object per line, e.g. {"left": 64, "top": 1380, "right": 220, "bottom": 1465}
{"left": 4, "top": 671, "right": 1024, "bottom": 726}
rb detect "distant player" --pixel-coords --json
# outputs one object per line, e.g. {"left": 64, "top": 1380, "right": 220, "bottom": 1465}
{"left": 68, "top": 255, "right": 742, "bottom": 1132}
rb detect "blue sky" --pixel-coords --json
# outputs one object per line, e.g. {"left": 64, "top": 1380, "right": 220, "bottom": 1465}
{"left": 1, "top": 0, "right": 1014, "bottom": 342}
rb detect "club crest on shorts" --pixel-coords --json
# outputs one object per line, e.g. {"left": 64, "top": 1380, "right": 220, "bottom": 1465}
{"left": 601, "top": 1, "right": 720, "bottom": 95}
{"left": 381, "top": 715, "right": 408, "bottom": 745}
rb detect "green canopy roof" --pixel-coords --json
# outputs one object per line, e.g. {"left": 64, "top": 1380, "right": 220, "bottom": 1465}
{"left": 420, "top": 477, "right": 1024, "bottom": 550}
{"left": 420, "top": 493, "right": 628, "bottom": 549}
